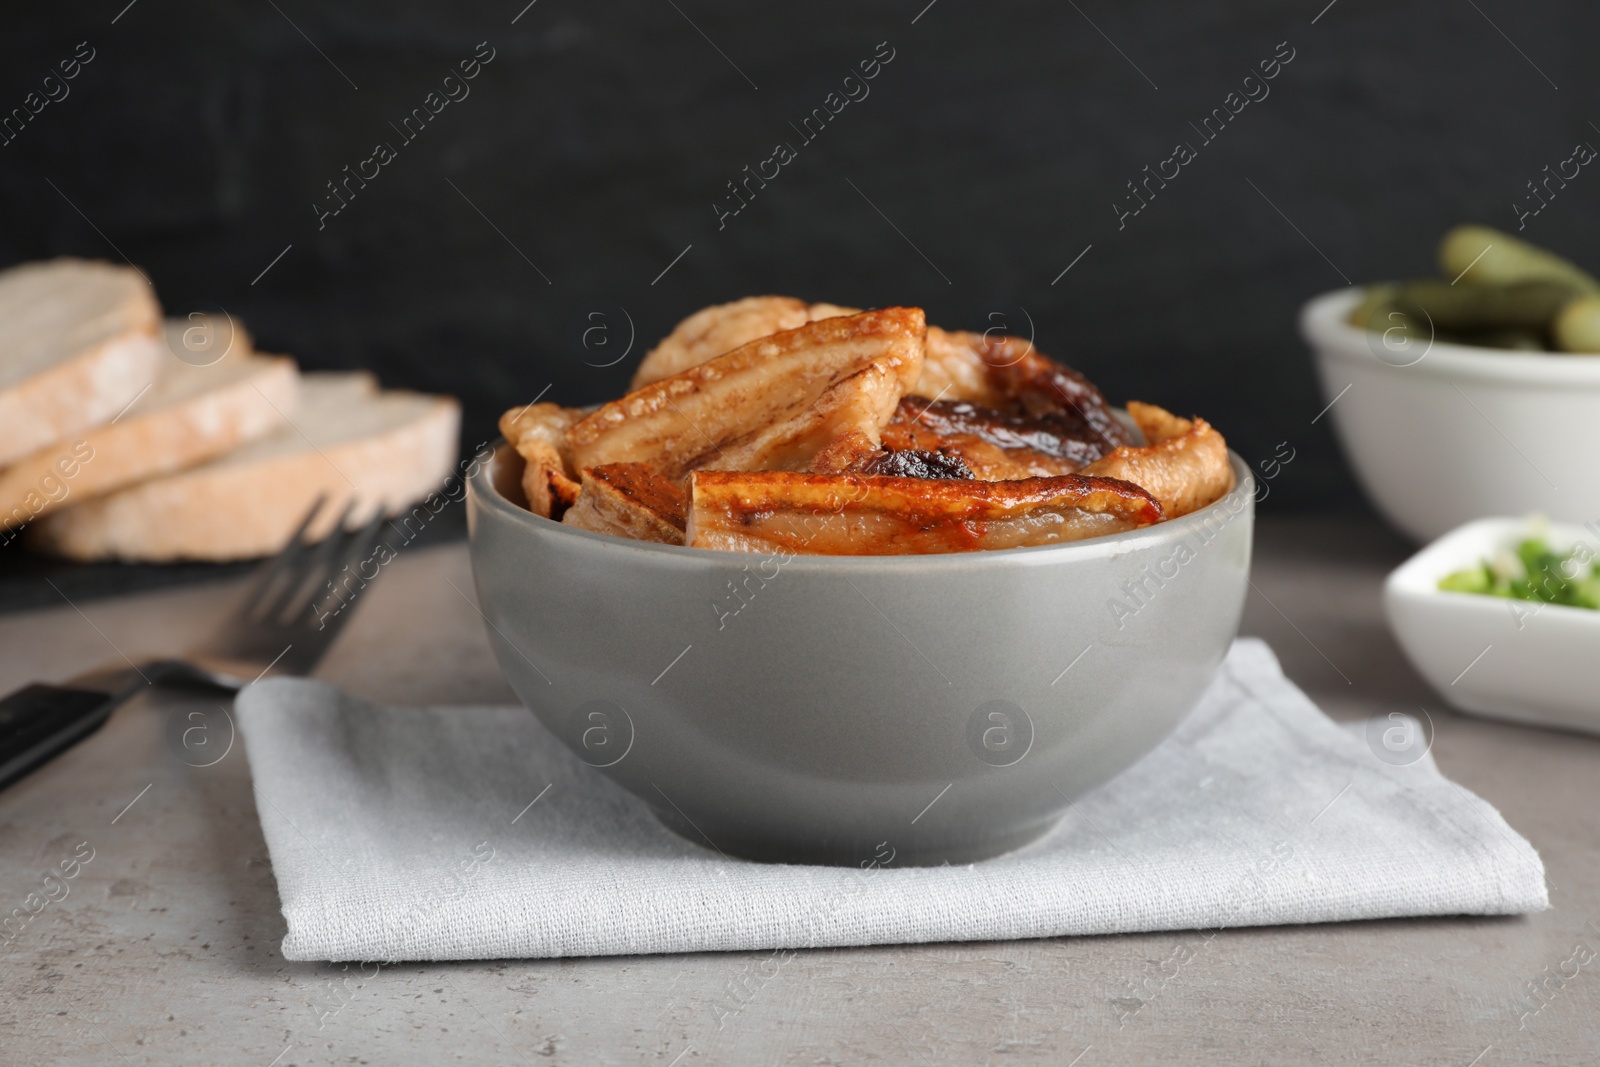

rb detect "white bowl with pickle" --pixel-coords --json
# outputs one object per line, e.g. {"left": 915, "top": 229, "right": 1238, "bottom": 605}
{"left": 1301, "top": 226, "right": 1600, "bottom": 543}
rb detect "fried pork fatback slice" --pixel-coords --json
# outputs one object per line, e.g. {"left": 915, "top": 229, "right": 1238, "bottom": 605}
{"left": 499, "top": 402, "right": 582, "bottom": 517}
{"left": 568, "top": 307, "right": 925, "bottom": 481}
{"left": 912, "top": 328, "right": 1132, "bottom": 449}
{"left": 1080, "top": 402, "right": 1234, "bottom": 519}
{"left": 708, "top": 355, "right": 912, "bottom": 473}
{"left": 630, "top": 296, "right": 861, "bottom": 388}
{"left": 882, "top": 396, "right": 1107, "bottom": 479}
{"left": 808, "top": 426, "right": 975, "bottom": 479}
{"left": 914, "top": 326, "right": 1014, "bottom": 409}
{"left": 562, "top": 462, "right": 687, "bottom": 545}
{"left": 687, "top": 470, "right": 1162, "bottom": 555}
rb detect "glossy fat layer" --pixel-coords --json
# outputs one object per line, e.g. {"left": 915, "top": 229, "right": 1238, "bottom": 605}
{"left": 687, "top": 470, "right": 1162, "bottom": 555}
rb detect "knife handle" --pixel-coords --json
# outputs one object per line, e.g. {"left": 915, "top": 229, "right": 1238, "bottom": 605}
{"left": 0, "top": 684, "right": 121, "bottom": 792}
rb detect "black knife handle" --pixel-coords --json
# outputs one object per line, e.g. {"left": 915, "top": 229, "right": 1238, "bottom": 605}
{"left": 0, "top": 684, "right": 120, "bottom": 792}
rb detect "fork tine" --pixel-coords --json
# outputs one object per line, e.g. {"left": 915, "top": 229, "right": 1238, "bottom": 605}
{"left": 258, "top": 497, "right": 358, "bottom": 623}
{"left": 287, "top": 492, "right": 331, "bottom": 543}
{"left": 290, "top": 507, "right": 392, "bottom": 628}
{"left": 234, "top": 494, "right": 329, "bottom": 617}
{"left": 344, "top": 508, "right": 391, "bottom": 574}
{"left": 187, "top": 497, "right": 398, "bottom": 685}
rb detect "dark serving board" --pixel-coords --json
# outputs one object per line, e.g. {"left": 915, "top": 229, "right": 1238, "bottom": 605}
{"left": 0, "top": 506, "right": 466, "bottom": 615}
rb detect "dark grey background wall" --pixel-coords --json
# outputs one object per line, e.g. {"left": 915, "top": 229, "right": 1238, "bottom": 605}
{"left": 3, "top": 0, "right": 1597, "bottom": 515}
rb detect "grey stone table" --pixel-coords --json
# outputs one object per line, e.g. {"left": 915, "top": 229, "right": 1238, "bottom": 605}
{"left": 2, "top": 517, "right": 1596, "bottom": 1066}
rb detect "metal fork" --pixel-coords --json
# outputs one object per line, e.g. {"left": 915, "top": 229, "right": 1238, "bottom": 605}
{"left": 0, "top": 499, "right": 389, "bottom": 791}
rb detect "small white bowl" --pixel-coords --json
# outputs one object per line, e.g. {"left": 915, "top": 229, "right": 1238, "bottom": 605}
{"left": 1301, "top": 288, "right": 1600, "bottom": 543}
{"left": 1385, "top": 516, "right": 1600, "bottom": 735}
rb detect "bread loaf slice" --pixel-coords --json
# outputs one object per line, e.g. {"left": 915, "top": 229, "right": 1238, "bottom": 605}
{"left": 28, "top": 373, "right": 462, "bottom": 561}
{"left": 0, "top": 319, "right": 299, "bottom": 530}
{"left": 0, "top": 258, "right": 166, "bottom": 466}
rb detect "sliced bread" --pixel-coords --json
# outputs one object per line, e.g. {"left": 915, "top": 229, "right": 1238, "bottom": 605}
{"left": 0, "top": 258, "right": 166, "bottom": 466}
{"left": 28, "top": 373, "right": 462, "bottom": 561}
{"left": 0, "top": 319, "right": 299, "bottom": 530}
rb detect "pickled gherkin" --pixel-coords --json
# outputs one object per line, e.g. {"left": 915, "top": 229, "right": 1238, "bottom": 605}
{"left": 1392, "top": 280, "right": 1574, "bottom": 332}
{"left": 1347, "top": 225, "right": 1600, "bottom": 354}
{"left": 1439, "top": 225, "right": 1600, "bottom": 293}
{"left": 1553, "top": 295, "right": 1600, "bottom": 353}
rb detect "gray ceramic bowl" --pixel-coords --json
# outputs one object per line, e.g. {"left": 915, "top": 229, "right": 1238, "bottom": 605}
{"left": 467, "top": 444, "right": 1253, "bottom": 866}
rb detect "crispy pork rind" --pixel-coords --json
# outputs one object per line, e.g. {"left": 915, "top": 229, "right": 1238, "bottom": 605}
{"left": 568, "top": 307, "right": 925, "bottom": 482}
{"left": 498, "top": 402, "right": 582, "bottom": 518}
{"left": 1080, "top": 402, "right": 1233, "bottom": 518}
{"left": 630, "top": 296, "right": 862, "bottom": 388}
{"left": 687, "top": 470, "right": 1162, "bottom": 555}
{"left": 562, "top": 462, "right": 687, "bottom": 545}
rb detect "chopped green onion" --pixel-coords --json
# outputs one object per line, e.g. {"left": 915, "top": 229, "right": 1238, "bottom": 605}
{"left": 1437, "top": 538, "right": 1600, "bottom": 610}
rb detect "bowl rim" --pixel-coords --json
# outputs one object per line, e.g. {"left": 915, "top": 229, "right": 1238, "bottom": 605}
{"left": 1385, "top": 515, "right": 1600, "bottom": 626}
{"left": 469, "top": 442, "right": 1255, "bottom": 570}
{"left": 1300, "top": 286, "right": 1600, "bottom": 386}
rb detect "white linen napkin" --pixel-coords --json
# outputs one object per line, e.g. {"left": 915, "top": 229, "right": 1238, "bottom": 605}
{"left": 235, "top": 638, "right": 1547, "bottom": 962}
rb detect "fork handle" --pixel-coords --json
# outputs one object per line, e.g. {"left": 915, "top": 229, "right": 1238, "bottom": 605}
{"left": 0, "top": 684, "right": 123, "bottom": 792}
